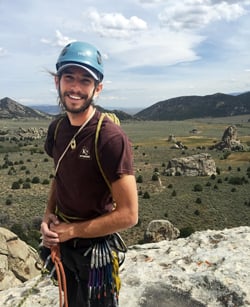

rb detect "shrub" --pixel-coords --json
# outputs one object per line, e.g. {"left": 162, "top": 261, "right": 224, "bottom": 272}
{"left": 151, "top": 173, "right": 159, "bottom": 181}
{"left": 194, "top": 209, "right": 200, "bottom": 216}
{"left": 179, "top": 226, "right": 195, "bottom": 238}
{"left": 193, "top": 184, "right": 203, "bottom": 192}
{"left": 31, "top": 176, "right": 40, "bottom": 184}
{"left": 195, "top": 197, "right": 202, "bottom": 204}
{"left": 136, "top": 175, "right": 143, "bottom": 183}
{"left": 11, "top": 181, "right": 20, "bottom": 189}
{"left": 42, "top": 179, "right": 50, "bottom": 185}
{"left": 228, "top": 176, "right": 244, "bottom": 185}
{"left": 143, "top": 191, "right": 150, "bottom": 199}
{"left": 5, "top": 198, "right": 12, "bottom": 205}
{"left": 23, "top": 182, "right": 31, "bottom": 189}
{"left": 171, "top": 190, "right": 177, "bottom": 196}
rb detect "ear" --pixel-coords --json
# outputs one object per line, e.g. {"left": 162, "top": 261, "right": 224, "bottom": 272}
{"left": 94, "top": 82, "right": 103, "bottom": 98}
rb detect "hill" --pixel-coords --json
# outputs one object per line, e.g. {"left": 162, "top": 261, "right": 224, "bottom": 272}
{"left": 135, "top": 92, "right": 250, "bottom": 120}
{"left": 0, "top": 97, "right": 51, "bottom": 119}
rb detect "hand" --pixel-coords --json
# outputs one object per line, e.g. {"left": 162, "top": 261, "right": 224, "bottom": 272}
{"left": 50, "top": 221, "right": 75, "bottom": 243}
{"left": 40, "top": 214, "right": 60, "bottom": 248}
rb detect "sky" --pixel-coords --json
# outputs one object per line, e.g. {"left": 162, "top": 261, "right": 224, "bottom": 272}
{"left": 1, "top": 0, "right": 250, "bottom": 109}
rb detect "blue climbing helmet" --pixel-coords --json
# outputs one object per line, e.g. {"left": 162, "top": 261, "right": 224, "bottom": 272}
{"left": 56, "top": 41, "right": 104, "bottom": 82}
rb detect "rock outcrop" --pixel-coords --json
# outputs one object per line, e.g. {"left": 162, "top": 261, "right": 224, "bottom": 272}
{"left": 0, "top": 227, "right": 40, "bottom": 291}
{"left": 211, "top": 125, "right": 244, "bottom": 151}
{"left": 164, "top": 153, "right": 216, "bottom": 176}
{"left": 144, "top": 220, "right": 180, "bottom": 243}
{"left": 0, "top": 227, "right": 249, "bottom": 306}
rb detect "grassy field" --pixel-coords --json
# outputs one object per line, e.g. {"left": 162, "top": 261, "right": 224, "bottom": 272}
{"left": 0, "top": 115, "right": 249, "bottom": 248}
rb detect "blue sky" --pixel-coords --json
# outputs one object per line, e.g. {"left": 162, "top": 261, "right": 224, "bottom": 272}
{"left": 1, "top": 0, "right": 250, "bottom": 109}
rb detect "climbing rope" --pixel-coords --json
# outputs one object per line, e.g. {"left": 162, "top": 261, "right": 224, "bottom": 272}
{"left": 50, "top": 244, "right": 68, "bottom": 307}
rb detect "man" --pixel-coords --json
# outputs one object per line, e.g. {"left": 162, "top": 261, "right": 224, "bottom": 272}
{"left": 40, "top": 41, "right": 138, "bottom": 307}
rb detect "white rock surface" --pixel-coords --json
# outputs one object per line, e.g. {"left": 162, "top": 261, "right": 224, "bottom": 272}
{"left": 0, "top": 226, "right": 249, "bottom": 306}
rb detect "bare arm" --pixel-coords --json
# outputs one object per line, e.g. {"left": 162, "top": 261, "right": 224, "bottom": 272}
{"left": 50, "top": 174, "right": 138, "bottom": 242}
{"left": 40, "top": 178, "right": 60, "bottom": 247}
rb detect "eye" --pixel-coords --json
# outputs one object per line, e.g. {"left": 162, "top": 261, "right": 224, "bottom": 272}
{"left": 80, "top": 78, "right": 92, "bottom": 85}
{"left": 63, "top": 74, "right": 74, "bottom": 81}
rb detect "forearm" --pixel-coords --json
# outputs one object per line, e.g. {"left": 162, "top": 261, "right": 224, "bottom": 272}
{"left": 42, "top": 178, "right": 57, "bottom": 224}
{"left": 72, "top": 206, "right": 136, "bottom": 239}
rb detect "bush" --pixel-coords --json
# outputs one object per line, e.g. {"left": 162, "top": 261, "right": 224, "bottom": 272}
{"left": 136, "top": 175, "right": 143, "bottom": 183}
{"left": 11, "top": 181, "right": 20, "bottom": 189}
{"left": 143, "top": 191, "right": 150, "bottom": 199}
{"left": 31, "top": 176, "right": 40, "bottom": 184}
{"left": 179, "top": 226, "right": 195, "bottom": 238}
{"left": 195, "top": 197, "right": 202, "bottom": 204}
{"left": 151, "top": 173, "right": 159, "bottom": 181}
{"left": 228, "top": 176, "right": 244, "bottom": 185}
{"left": 42, "top": 179, "right": 50, "bottom": 185}
{"left": 5, "top": 198, "right": 12, "bottom": 205}
{"left": 194, "top": 209, "right": 200, "bottom": 216}
{"left": 171, "top": 190, "right": 177, "bottom": 196}
{"left": 193, "top": 184, "right": 203, "bottom": 192}
{"left": 22, "top": 182, "right": 31, "bottom": 189}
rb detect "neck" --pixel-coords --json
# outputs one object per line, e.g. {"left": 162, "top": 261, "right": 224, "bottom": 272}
{"left": 67, "top": 105, "right": 95, "bottom": 126}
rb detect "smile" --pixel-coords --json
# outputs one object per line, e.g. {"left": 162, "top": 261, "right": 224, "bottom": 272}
{"left": 68, "top": 94, "right": 82, "bottom": 100}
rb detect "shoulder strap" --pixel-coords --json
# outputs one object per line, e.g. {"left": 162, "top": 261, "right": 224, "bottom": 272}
{"left": 54, "top": 116, "right": 66, "bottom": 141}
{"left": 95, "top": 113, "right": 112, "bottom": 191}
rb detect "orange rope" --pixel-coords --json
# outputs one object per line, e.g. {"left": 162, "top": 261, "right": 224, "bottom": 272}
{"left": 51, "top": 245, "right": 68, "bottom": 307}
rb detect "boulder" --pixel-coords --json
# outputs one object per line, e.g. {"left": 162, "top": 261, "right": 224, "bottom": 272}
{"left": 164, "top": 153, "right": 216, "bottom": 176}
{"left": 0, "top": 227, "right": 40, "bottom": 290}
{"left": 144, "top": 220, "right": 180, "bottom": 243}
{"left": 211, "top": 125, "right": 244, "bottom": 151}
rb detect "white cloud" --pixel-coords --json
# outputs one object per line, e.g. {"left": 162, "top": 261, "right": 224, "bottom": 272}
{"left": 41, "top": 30, "right": 75, "bottom": 47}
{"left": 158, "top": 0, "right": 246, "bottom": 31}
{"left": 85, "top": 8, "right": 147, "bottom": 38}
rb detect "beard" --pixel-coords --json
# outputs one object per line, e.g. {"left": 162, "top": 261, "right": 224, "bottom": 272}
{"left": 59, "top": 90, "right": 94, "bottom": 114}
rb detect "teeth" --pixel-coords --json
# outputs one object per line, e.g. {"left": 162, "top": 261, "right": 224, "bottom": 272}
{"left": 69, "top": 94, "right": 81, "bottom": 100}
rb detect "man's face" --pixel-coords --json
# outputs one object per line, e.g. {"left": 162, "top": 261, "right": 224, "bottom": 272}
{"left": 55, "top": 66, "right": 102, "bottom": 114}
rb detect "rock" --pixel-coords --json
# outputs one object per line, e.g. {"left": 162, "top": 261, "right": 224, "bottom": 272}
{"left": 211, "top": 125, "right": 244, "bottom": 151}
{"left": 164, "top": 153, "right": 216, "bottom": 176}
{"left": 0, "top": 227, "right": 40, "bottom": 291}
{"left": 0, "top": 227, "right": 249, "bottom": 307}
{"left": 144, "top": 220, "right": 180, "bottom": 243}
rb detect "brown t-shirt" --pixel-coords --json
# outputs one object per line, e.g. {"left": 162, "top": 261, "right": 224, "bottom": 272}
{"left": 45, "top": 110, "right": 134, "bottom": 220}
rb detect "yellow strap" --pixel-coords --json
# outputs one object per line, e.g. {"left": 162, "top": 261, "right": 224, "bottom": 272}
{"left": 95, "top": 113, "right": 112, "bottom": 191}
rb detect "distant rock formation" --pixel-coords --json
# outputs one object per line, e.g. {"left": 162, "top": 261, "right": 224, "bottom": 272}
{"left": 0, "top": 227, "right": 40, "bottom": 291}
{"left": 0, "top": 227, "right": 249, "bottom": 306}
{"left": 164, "top": 153, "right": 216, "bottom": 176}
{"left": 211, "top": 125, "right": 244, "bottom": 151}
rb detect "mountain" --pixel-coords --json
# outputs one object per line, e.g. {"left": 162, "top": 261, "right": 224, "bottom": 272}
{"left": 135, "top": 92, "right": 250, "bottom": 120}
{"left": 0, "top": 97, "right": 51, "bottom": 119}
